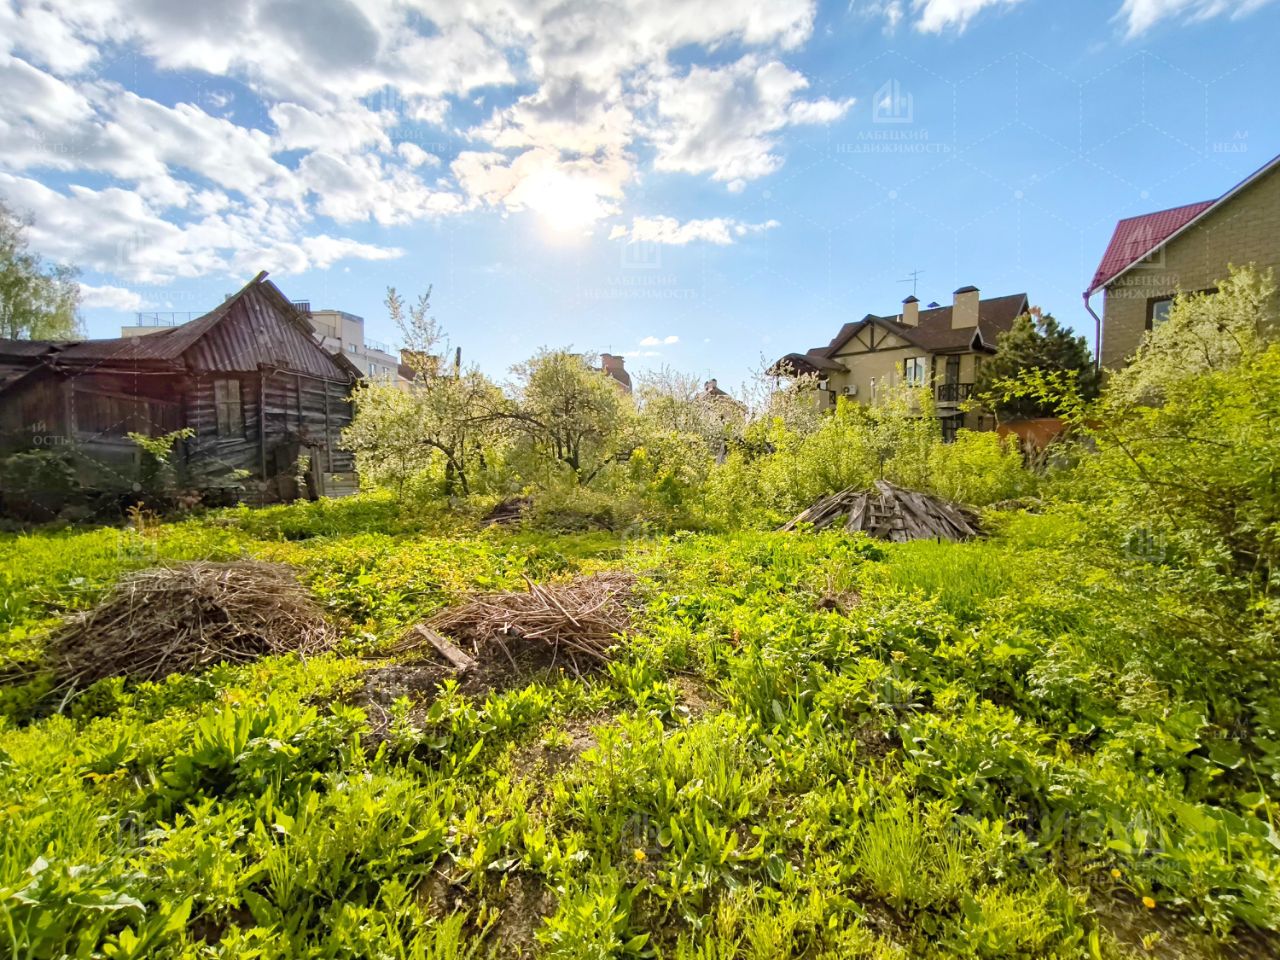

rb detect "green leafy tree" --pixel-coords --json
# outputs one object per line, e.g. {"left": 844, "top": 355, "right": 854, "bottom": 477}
{"left": 0, "top": 200, "right": 81, "bottom": 340}
{"left": 974, "top": 309, "right": 1099, "bottom": 420}
{"left": 999, "top": 277, "right": 1280, "bottom": 657}
{"left": 506, "top": 349, "right": 629, "bottom": 483}
{"left": 343, "top": 287, "right": 502, "bottom": 497}
{"left": 1105, "top": 263, "right": 1276, "bottom": 407}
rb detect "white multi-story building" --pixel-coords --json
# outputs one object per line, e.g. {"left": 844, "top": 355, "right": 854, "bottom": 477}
{"left": 123, "top": 302, "right": 407, "bottom": 387}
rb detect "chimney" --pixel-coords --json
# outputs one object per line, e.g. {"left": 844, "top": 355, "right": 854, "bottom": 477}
{"left": 952, "top": 285, "right": 980, "bottom": 330}
{"left": 601, "top": 353, "right": 632, "bottom": 392}
{"left": 901, "top": 296, "right": 919, "bottom": 327}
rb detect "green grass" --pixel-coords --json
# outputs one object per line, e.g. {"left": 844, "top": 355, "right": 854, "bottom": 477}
{"left": 0, "top": 502, "right": 1275, "bottom": 958}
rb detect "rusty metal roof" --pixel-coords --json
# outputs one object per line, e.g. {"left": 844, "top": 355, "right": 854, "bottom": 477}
{"left": 0, "top": 273, "right": 358, "bottom": 390}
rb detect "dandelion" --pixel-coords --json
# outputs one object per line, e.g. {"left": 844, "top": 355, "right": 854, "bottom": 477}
{"left": 1142, "top": 896, "right": 1156, "bottom": 910}
{"left": 1111, "top": 868, "right": 1122, "bottom": 879}
{"left": 633, "top": 848, "right": 646, "bottom": 862}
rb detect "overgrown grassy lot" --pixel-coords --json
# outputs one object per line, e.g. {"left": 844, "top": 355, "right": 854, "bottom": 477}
{"left": 1, "top": 494, "right": 1277, "bottom": 959}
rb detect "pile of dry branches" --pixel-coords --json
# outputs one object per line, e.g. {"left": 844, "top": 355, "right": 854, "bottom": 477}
{"left": 402, "top": 572, "right": 636, "bottom": 674}
{"left": 50, "top": 561, "right": 334, "bottom": 687}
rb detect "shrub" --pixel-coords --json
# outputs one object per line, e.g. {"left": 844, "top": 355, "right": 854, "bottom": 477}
{"left": 0, "top": 449, "right": 82, "bottom": 520}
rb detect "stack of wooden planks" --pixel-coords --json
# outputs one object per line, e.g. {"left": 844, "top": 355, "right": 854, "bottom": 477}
{"left": 778, "top": 480, "right": 979, "bottom": 542}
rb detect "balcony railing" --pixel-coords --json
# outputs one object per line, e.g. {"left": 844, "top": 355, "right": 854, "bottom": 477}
{"left": 935, "top": 382, "right": 974, "bottom": 404}
{"left": 133, "top": 312, "right": 196, "bottom": 327}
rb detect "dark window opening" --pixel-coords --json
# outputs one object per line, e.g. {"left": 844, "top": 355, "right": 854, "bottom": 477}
{"left": 214, "top": 379, "right": 244, "bottom": 437}
{"left": 1146, "top": 287, "right": 1218, "bottom": 330}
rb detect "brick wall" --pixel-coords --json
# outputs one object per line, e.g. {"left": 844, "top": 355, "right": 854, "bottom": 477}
{"left": 1101, "top": 162, "right": 1280, "bottom": 368}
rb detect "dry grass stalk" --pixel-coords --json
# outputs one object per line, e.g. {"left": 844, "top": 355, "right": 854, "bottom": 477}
{"left": 50, "top": 561, "right": 334, "bottom": 688}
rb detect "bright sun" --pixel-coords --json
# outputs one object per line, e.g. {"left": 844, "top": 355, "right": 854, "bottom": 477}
{"left": 524, "top": 171, "right": 607, "bottom": 237}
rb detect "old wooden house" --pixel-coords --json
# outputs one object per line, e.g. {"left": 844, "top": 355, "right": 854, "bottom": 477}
{"left": 0, "top": 272, "right": 359, "bottom": 503}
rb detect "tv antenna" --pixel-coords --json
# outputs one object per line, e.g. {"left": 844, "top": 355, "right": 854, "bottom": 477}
{"left": 898, "top": 269, "right": 924, "bottom": 298}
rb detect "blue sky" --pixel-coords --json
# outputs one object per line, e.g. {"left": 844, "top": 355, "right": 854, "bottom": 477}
{"left": 1, "top": 0, "right": 1277, "bottom": 392}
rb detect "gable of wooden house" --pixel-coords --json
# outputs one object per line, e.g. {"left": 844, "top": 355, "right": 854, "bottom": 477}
{"left": 0, "top": 272, "right": 361, "bottom": 503}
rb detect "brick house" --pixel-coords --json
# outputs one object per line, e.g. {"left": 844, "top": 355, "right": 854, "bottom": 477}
{"left": 1086, "top": 152, "right": 1280, "bottom": 369}
{"left": 771, "top": 286, "right": 1030, "bottom": 440}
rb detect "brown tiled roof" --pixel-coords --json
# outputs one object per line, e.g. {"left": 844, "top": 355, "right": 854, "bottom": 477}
{"left": 794, "top": 292, "right": 1030, "bottom": 364}
{"left": 771, "top": 352, "right": 849, "bottom": 375}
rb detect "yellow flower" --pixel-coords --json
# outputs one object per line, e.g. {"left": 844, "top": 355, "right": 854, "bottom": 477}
{"left": 1142, "top": 896, "right": 1156, "bottom": 910}
{"left": 1111, "top": 868, "right": 1122, "bottom": 879}
{"left": 633, "top": 848, "right": 646, "bottom": 862}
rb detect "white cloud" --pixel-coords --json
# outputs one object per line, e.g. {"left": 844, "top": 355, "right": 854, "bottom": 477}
{"left": 638, "top": 334, "right": 680, "bottom": 346}
{"left": 1115, "top": 0, "right": 1278, "bottom": 35}
{"left": 78, "top": 283, "right": 143, "bottom": 311}
{"left": 0, "top": 172, "right": 404, "bottom": 284}
{"left": 396, "top": 143, "right": 440, "bottom": 168}
{"left": 866, "top": 0, "right": 1024, "bottom": 33}
{"left": 0, "top": 0, "right": 845, "bottom": 280}
{"left": 298, "top": 151, "right": 463, "bottom": 225}
{"left": 453, "top": 148, "right": 627, "bottom": 230}
{"left": 611, "top": 216, "right": 780, "bottom": 245}
{"left": 270, "top": 101, "right": 392, "bottom": 154}
{"left": 647, "top": 56, "right": 853, "bottom": 190}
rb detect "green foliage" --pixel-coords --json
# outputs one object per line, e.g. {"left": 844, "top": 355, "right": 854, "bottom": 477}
{"left": 700, "top": 393, "right": 1034, "bottom": 528}
{"left": 2, "top": 277, "right": 1279, "bottom": 956}
{"left": 344, "top": 288, "right": 505, "bottom": 499}
{"left": 974, "top": 309, "right": 1100, "bottom": 419}
{"left": 128, "top": 428, "right": 195, "bottom": 504}
{"left": 1106, "top": 264, "right": 1277, "bottom": 406}
{"left": 507, "top": 348, "right": 629, "bottom": 482}
{"left": 0, "top": 199, "right": 81, "bottom": 340}
{"left": 0, "top": 449, "right": 82, "bottom": 521}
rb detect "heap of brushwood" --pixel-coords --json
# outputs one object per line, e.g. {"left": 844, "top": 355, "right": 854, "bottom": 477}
{"left": 780, "top": 480, "right": 980, "bottom": 543}
{"left": 50, "top": 561, "right": 334, "bottom": 688}
{"left": 399, "top": 572, "right": 635, "bottom": 676}
{"left": 484, "top": 496, "right": 531, "bottom": 525}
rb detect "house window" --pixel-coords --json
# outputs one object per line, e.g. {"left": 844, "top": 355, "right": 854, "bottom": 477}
{"left": 214, "top": 379, "right": 244, "bottom": 437}
{"left": 1146, "top": 288, "right": 1216, "bottom": 330}
{"left": 903, "top": 357, "right": 927, "bottom": 387}
{"left": 1147, "top": 297, "right": 1173, "bottom": 329}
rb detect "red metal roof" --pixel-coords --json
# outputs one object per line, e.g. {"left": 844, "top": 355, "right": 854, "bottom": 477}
{"left": 1087, "top": 152, "right": 1280, "bottom": 295}
{"left": 1086, "top": 200, "right": 1213, "bottom": 295}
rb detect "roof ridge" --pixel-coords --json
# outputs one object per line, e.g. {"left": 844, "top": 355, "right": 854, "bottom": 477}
{"left": 1113, "top": 198, "right": 1214, "bottom": 224}
{"left": 1087, "top": 151, "right": 1280, "bottom": 295}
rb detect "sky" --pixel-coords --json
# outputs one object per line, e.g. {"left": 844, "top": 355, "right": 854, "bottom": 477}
{"left": 1, "top": 0, "right": 1278, "bottom": 392}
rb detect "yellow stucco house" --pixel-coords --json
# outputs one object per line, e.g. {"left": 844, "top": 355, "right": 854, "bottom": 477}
{"left": 772, "top": 286, "right": 1029, "bottom": 439}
